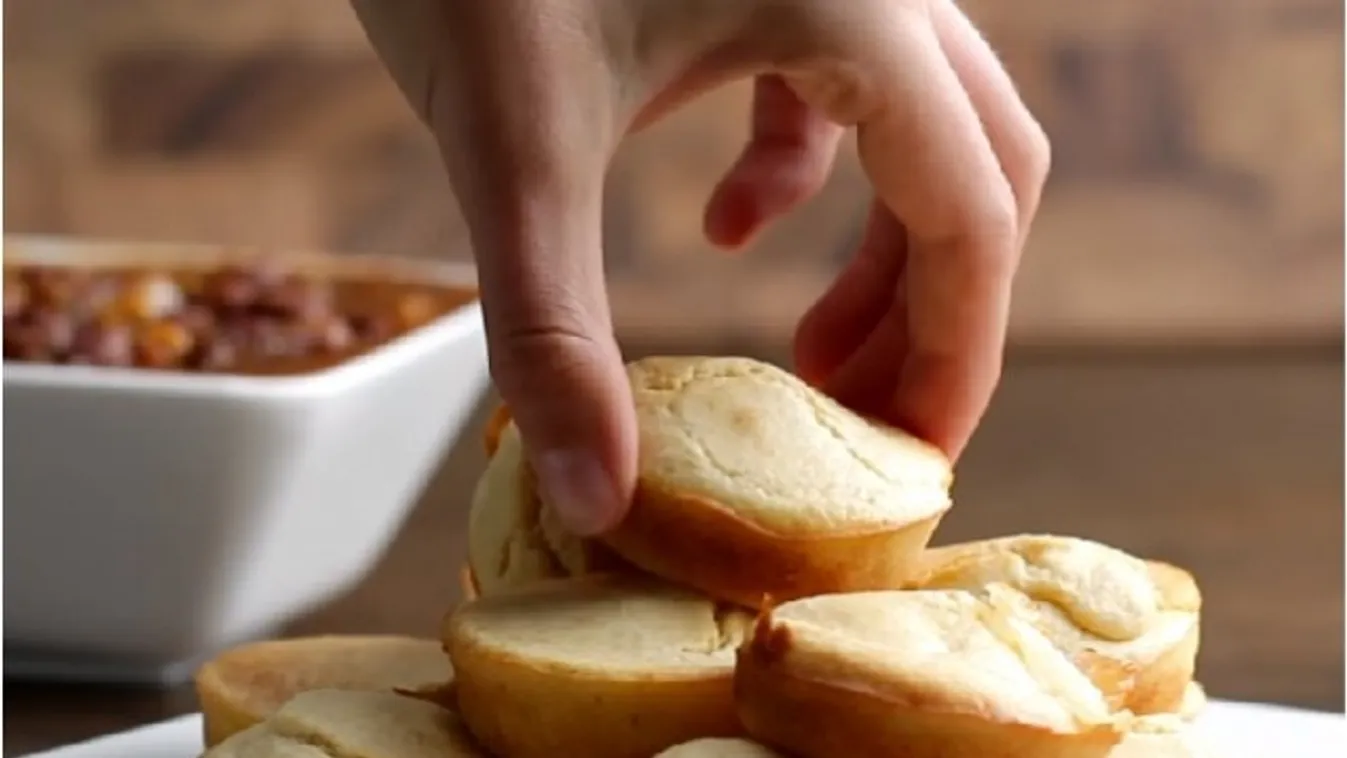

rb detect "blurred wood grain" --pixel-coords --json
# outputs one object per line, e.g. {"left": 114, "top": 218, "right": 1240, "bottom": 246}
{"left": 3, "top": 0, "right": 1342, "bottom": 345}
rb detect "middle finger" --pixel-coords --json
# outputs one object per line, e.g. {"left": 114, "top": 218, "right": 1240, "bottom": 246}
{"left": 930, "top": 0, "right": 1052, "bottom": 245}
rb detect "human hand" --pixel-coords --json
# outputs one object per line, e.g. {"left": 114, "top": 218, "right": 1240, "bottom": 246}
{"left": 350, "top": 0, "right": 1049, "bottom": 536}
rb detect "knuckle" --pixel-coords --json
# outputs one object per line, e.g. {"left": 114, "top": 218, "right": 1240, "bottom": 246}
{"left": 491, "top": 318, "right": 596, "bottom": 367}
{"left": 1001, "top": 117, "right": 1051, "bottom": 242}
{"left": 791, "top": 168, "right": 831, "bottom": 203}
{"left": 485, "top": 317, "right": 617, "bottom": 426}
{"left": 497, "top": 317, "right": 594, "bottom": 346}
{"left": 486, "top": 316, "right": 603, "bottom": 392}
{"left": 1020, "top": 118, "right": 1053, "bottom": 189}
{"left": 783, "top": 68, "right": 876, "bottom": 127}
{"left": 774, "top": 147, "right": 836, "bottom": 203}
{"left": 971, "top": 182, "right": 1020, "bottom": 239}
{"left": 950, "top": 189, "right": 1021, "bottom": 271}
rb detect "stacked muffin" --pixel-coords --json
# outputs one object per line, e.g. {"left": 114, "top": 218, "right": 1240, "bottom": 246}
{"left": 200, "top": 356, "right": 1214, "bottom": 758}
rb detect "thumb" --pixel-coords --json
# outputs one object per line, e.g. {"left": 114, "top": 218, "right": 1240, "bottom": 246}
{"left": 436, "top": 101, "right": 635, "bottom": 537}
{"left": 351, "top": 0, "right": 636, "bottom": 535}
{"left": 468, "top": 184, "right": 636, "bottom": 538}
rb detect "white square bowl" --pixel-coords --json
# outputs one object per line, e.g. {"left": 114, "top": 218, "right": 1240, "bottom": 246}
{"left": 2, "top": 236, "right": 489, "bottom": 684}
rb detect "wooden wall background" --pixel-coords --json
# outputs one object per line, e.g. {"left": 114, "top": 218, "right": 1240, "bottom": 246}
{"left": 4, "top": 0, "right": 1342, "bottom": 346}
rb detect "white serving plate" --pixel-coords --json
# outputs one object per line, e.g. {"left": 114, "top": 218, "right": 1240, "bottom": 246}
{"left": 20, "top": 700, "right": 1347, "bottom": 757}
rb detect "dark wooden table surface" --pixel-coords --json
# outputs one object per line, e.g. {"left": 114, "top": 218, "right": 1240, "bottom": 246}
{"left": 6, "top": 350, "right": 1343, "bottom": 756}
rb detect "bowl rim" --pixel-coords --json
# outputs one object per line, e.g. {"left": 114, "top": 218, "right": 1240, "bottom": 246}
{"left": 2, "top": 234, "right": 484, "bottom": 400}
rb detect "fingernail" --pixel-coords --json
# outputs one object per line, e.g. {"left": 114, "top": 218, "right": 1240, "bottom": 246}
{"left": 533, "top": 449, "right": 622, "bottom": 537}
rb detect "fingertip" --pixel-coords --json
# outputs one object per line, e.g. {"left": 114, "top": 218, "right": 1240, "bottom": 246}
{"left": 704, "top": 75, "right": 844, "bottom": 252}
{"left": 791, "top": 309, "right": 838, "bottom": 387}
{"left": 533, "top": 447, "right": 630, "bottom": 537}
{"left": 703, "top": 182, "right": 761, "bottom": 249}
{"left": 487, "top": 330, "right": 639, "bottom": 536}
{"left": 887, "top": 348, "right": 1002, "bottom": 463}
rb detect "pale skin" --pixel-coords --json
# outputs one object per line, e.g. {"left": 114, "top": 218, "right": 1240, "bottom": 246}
{"left": 351, "top": 0, "right": 1050, "bottom": 536}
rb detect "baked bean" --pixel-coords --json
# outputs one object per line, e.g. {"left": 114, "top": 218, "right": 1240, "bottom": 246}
{"left": 318, "top": 319, "right": 355, "bottom": 352}
{"left": 394, "top": 292, "right": 439, "bottom": 330}
{"left": 5, "top": 320, "right": 56, "bottom": 362}
{"left": 15, "top": 309, "right": 78, "bottom": 359}
{"left": 3, "top": 257, "right": 470, "bottom": 375}
{"left": 245, "top": 320, "right": 303, "bottom": 359}
{"left": 5, "top": 277, "right": 29, "bottom": 318}
{"left": 68, "top": 322, "right": 136, "bottom": 367}
{"left": 24, "top": 267, "right": 86, "bottom": 308}
{"left": 82, "top": 275, "right": 123, "bottom": 317}
{"left": 175, "top": 304, "right": 218, "bottom": 337}
{"left": 190, "top": 340, "right": 239, "bottom": 371}
{"left": 119, "top": 273, "right": 184, "bottom": 322}
{"left": 201, "top": 265, "right": 264, "bottom": 312}
{"left": 350, "top": 313, "right": 397, "bottom": 343}
{"left": 257, "top": 275, "right": 332, "bottom": 322}
{"left": 135, "top": 320, "right": 196, "bottom": 368}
